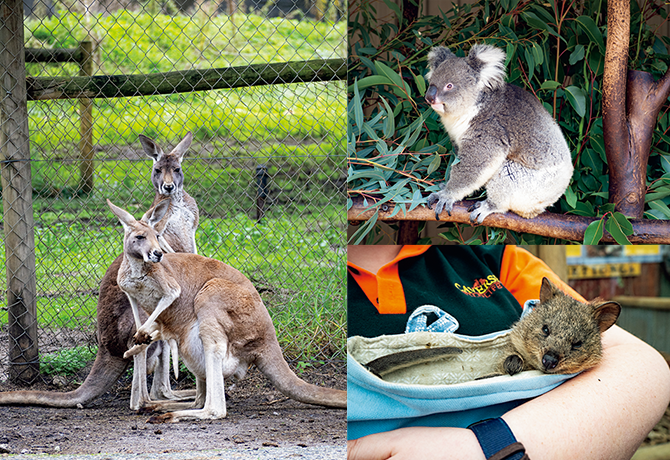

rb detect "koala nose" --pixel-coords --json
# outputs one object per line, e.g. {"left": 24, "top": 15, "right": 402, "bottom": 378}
{"left": 425, "top": 85, "right": 438, "bottom": 104}
{"left": 542, "top": 352, "right": 560, "bottom": 371}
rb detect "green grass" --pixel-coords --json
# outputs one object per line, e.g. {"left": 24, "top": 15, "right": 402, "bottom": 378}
{"left": 40, "top": 346, "right": 98, "bottom": 376}
{"left": 25, "top": 11, "right": 345, "bottom": 76}
{"left": 0, "top": 209, "right": 346, "bottom": 363}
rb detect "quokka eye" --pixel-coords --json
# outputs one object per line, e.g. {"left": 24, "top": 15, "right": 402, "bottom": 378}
{"left": 541, "top": 325, "right": 550, "bottom": 336}
{"left": 572, "top": 341, "right": 583, "bottom": 350}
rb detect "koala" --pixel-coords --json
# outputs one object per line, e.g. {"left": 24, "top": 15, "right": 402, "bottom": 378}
{"left": 501, "top": 277, "right": 620, "bottom": 376}
{"left": 424, "top": 44, "right": 574, "bottom": 223}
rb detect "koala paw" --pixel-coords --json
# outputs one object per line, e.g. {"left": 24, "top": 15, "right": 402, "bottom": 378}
{"left": 468, "top": 201, "right": 496, "bottom": 224}
{"left": 426, "top": 192, "right": 454, "bottom": 220}
{"left": 503, "top": 354, "right": 525, "bottom": 376}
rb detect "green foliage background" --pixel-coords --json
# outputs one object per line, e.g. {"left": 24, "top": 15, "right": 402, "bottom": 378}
{"left": 347, "top": 0, "right": 670, "bottom": 244}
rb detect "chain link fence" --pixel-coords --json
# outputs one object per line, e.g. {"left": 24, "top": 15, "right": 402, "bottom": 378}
{"left": 0, "top": 0, "right": 346, "bottom": 387}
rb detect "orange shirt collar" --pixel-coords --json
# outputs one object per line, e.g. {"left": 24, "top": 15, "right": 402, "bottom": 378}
{"left": 348, "top": 246, "right": 430, "bottom": 314}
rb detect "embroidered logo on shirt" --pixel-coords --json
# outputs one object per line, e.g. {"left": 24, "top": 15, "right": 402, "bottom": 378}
{"left": 454, "top": 275, "right": 504, "bottom": 298}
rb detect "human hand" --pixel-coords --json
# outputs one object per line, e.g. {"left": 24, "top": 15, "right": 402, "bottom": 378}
{"left": 347, "top": 426, "right": 486, "bottom": 460}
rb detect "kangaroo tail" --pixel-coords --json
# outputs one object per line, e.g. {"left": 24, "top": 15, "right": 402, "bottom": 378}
{"left": 0, "top": 348, "right": 128, "bottom": 407}
{"left": 254, "top": 341, "right": 346, "bottom": 409}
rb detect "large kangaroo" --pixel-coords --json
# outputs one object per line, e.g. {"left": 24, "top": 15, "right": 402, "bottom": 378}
{"left": 0, "top": 133, "right": 198, "bottom": 409}
{"left": 107, "top": 199, "right": 347, "bottom": 423}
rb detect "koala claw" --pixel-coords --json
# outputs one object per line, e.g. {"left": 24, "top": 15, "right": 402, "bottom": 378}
{"left": 426, "top": 193, "right": 453, "bottom": 220}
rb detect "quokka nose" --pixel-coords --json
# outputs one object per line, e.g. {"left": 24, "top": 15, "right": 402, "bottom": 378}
{"left": 542, "top": 352, "right": 560, "bottom": 371}
{"left": 425, "top": 85, "right": 438, "bottom": 104}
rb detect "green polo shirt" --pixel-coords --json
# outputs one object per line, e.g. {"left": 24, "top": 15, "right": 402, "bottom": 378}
{"left": 347, "top": 246, "right": 523, "bottom": 338}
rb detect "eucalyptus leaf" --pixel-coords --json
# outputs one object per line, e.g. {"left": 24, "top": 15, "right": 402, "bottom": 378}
{"left": 575, "top": 15, "right": 605, "bottom": 51}
{"left": 648, "top": 200, "right": 670, "bottom": 219}
{"left": 605, "top": 215, "right": 632, "bottom": 245}
{"left": 564, "top": 85, "right": 586, "bottom": 117}
{"left": 583, "top": 218, "right": 604, "bottom": 244}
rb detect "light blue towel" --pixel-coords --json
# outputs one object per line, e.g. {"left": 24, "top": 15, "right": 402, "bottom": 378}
{"left": 347, "top": 302, "right": 577, "bottom": 440}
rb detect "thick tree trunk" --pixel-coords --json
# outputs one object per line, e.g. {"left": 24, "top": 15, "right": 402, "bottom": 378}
{"left": 602, "top": 0, "right": 670, "bottom": 218}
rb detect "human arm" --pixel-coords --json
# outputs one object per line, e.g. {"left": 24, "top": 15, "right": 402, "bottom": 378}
{"left": 347, "top": 325, "right": 670, "bottom": 460}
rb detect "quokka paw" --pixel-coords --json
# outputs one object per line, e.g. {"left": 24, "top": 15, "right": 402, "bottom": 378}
{"left": 503, "top": 354, "right": 525, "bottom": 375}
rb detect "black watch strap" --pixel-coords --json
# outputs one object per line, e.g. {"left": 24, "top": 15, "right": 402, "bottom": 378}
{"left": 468, "top": 418, "right": 528, "bottom": 460}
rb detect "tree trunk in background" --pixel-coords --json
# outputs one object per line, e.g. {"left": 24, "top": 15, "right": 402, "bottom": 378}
{"left": 603, "top": 0, "right": 670, "bottom": 218}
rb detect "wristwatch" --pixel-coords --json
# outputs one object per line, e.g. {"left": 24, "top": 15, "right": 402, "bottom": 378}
{"left": 468, "top": 418, "right": 529, "bottom": 460}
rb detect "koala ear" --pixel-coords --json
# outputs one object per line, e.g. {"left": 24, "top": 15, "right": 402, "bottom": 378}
{"left": 539, "top": 277, "right": 562, "bottom": 303}
{"left": 592, "top": 301, "right": 621, "bottom": 333}
{"left": 467, "top": 44, "right": 506, "bottom": 90}
{"left": 426, "top": 46, "right": 455, "bottom": 79}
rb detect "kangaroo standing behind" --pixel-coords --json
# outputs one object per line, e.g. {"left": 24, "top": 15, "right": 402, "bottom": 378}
{"left": 107, "top": 199, "right": 347, "bottom": 423}
{"left": 501, "top": 277, "right": 621, "bottom": 375}
{"left": 0, "top": 133, "right": 198, "bottom": 409}
{"left": 140, "top": 132, "right": 199, "bottom": 254}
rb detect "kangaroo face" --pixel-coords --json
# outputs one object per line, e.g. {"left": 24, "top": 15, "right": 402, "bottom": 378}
{"left": 152, "top": 154, "right": 184, "bottom": 197}
{"left": 124, "top": 220, "right": 164, "bottom": 264}
{"left": 107, "top": 198, "right": 171, "bottom": 264}
{"left": 139, "top": 132, "right": 192, "bottom": 197}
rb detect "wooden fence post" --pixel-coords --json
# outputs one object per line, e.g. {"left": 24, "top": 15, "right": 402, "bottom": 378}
{"left": 78, "top": 40, "right": 94, "bottom": 194}
{"left": 0, "top": 0, "right": 40, "bottom": 383}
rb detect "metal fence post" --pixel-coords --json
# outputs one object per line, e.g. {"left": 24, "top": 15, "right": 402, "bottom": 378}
{"left": 0, "top": 0, "right": 40, "bottom": 383}
{"left": 255, "top": 164, "right": 268, "bottom": 222}
{"left": 78, "top": 40, "right": 94, "bottom": 195}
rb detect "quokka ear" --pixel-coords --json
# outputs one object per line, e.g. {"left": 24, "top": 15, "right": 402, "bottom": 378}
{"left": 592, "top": 301, "right": 621, "bottom": 333}
{"left": 539, "top": 277, "right": 563, "bottom": 303}
{"left": 139, "top": 134, "right": 164, "bottom": 162}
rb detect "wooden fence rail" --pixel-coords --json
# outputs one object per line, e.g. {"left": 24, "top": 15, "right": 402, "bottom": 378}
{"left": 26, "top": 58, "right": 347, "bottom": 100}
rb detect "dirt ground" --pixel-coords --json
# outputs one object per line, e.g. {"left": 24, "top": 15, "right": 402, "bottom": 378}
{"left": 0, "top": 364, "right": 346, "bottom": 457}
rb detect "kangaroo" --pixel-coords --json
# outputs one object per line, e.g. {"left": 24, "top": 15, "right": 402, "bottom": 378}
{"left": 107, "top": 199, "right": 347, "bottom": 423}
{"left": 0, "top": 133, "right": 199, "bottom": 410}
{"left": 139, "top": 132, "right": 199, "bottom": 254}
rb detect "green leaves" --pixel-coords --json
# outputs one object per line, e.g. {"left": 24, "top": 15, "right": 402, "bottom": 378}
{"left": 348, "top": 0, "right": 670, "bottom": 244}
{"left": 564, "top": 86, "right": 586, "bottom": 117}
{"left": 574, "top": 15, "right": 605, "bottom": 52}
{"left": 584, "top": 212, "right": 634, "bottom": 245}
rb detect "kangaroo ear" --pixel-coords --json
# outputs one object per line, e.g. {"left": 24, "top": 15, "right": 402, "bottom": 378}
{"left": 107, "top": 199, "right": 136, "bottom": 232}
{"left": 171, "top": 131, "right": 192, "bottom": 160}
{"left": 139, "top": 134, "right": 164, "bottom": 162}
{"left": 142, "top": 198, "right": 171, "bottom": 227}
{"left": 592, "top": 301, "right": 621, "bottom": 333}
{"left": 539, "top": 277, "right": 562, "bottom": 303}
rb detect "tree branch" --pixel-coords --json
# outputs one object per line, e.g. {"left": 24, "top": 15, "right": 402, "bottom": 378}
{"left": 347, "top": 197, "right": 670, "bottom": 244}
